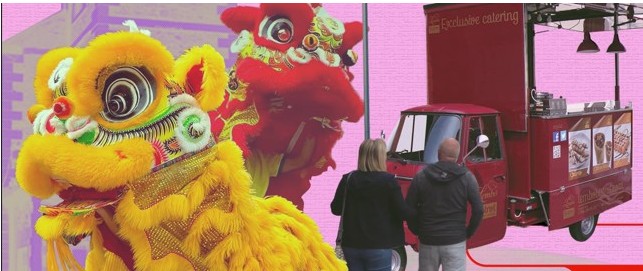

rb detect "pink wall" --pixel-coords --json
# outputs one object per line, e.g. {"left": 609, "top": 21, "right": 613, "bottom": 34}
{"left": 1, "top": 4, "right": 62, "bottom": 40}
{"left": 3, "top": 3, "right": 643, "bottom": 265}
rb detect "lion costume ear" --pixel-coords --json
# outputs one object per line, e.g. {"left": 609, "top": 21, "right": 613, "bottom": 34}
{"left": 339, "top": 21, "right": 364, "bottom": 56}
{"left": 220, "top": 6, "right": 261, "bottom": 33}
{"left": 173, "top": 45, "right": 228, "bottom": 112}
{"left": 33, "top": 47, "right": 81, "bottom": 107}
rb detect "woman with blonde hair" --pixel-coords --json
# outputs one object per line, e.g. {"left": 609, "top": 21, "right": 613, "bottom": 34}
{"left": 331, "top": 139, "right": 414, "bottom": 271}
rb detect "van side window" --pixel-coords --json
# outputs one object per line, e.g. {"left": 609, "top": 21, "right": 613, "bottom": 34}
{"left": 467, "top": 117, "right": 485, "bottom": 162}
{"left": 481, "top": 115, "right": 502, "bottom": 160}
{"left": 467, "top": 115, "right": 502, "bottom": 163}
{"left": 394, "top": 115, "right": 428, "bottom": 161}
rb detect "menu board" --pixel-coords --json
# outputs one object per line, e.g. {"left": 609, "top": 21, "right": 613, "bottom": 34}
{"left": 592, "top": 115, "right": 613, "bottom": 174}
{"left": 614, "top": 113, "right": 632, "bottom": 168}
{"left": 569, "top": 117, "right": 591, "bottom": 180}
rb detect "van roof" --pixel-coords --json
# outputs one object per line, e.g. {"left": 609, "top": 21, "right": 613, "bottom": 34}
{"left": 402, "top": 103, "right": 499, "bottom": 115}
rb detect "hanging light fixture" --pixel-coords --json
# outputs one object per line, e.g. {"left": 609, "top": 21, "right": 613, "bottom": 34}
{"left": 607, "top": 4, "right": 626, "bottom": 53}
{"left": 577, "top": 17, "right": 604, "bottom": 53}
{"left": 577, "top": 31, "right": 600, "bottom": 53}
{"left": 606, "top": 32, "right": 626, "bottom": 53}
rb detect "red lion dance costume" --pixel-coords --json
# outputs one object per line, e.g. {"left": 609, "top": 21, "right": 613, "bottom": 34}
{"left": 211, "top": 4, "right": 364, "bottom": 209}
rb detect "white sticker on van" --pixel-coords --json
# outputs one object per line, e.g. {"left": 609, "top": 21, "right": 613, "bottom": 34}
{"left": 553, "top": 145, "right": 561, "bottom": 159}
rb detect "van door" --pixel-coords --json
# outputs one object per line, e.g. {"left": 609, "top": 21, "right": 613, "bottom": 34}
{"left": 464, "top": 115, "right": 508, "bottom": 248}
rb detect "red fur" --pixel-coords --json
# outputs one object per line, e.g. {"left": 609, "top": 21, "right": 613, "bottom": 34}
{"left": 186, "top": 62, "right": 203, "bottom": 95}
{"left": 339, "top": 22, "right": 364, "bottom": 56}
{"left": 221, "top": 6, "right": 261, "bottom": 33}
{"left": 213, "top": 4, "right": 364, "bottom": 209}
{"left": 97, "top": 206, "right": 135, "bottom": 270}
{"left": 264, "top": 123, "right": 339, "bottom": 209}
{"left": 236, "top": 59, "right": 352, "bottom": 96}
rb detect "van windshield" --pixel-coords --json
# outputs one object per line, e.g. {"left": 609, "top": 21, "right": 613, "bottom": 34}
{"left": 389, "top": 114, "right": 462, "bottom": 164}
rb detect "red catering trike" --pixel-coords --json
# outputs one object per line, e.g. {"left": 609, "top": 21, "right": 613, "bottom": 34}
{"left": 385, "top": 3, "right": 639, "bottom": 270}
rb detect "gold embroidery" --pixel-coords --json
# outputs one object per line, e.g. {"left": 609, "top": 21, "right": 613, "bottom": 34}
{"left": 226, "top": 70, "right": 249, "bottom": 103}
{"left": 218, "top": 104, "right": 260, "bottom": 142}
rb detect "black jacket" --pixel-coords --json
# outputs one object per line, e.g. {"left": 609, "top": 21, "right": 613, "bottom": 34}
{"left": 331, "top": 171, "right": 414, "bottom": 249}
{"left": 405, "top": 161, "right": 484, "bottom": 246}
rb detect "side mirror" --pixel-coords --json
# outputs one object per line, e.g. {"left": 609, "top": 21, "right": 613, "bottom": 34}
{"left": 461, "top": 134, "right": 490, "bottom": 164}
{"left": 476, "top": 134, "right": 490, "bottom": 149}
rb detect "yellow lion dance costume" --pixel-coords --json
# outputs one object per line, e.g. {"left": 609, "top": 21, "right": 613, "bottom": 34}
{"left": 15, "top": 25, "right": 345, "bottom": 271}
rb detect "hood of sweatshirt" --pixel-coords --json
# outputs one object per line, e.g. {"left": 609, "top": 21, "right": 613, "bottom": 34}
{"left": 424, "top": 161, "right": 468, "bottom": 183}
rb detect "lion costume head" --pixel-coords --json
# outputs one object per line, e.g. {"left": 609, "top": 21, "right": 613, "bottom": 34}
{"left": 211, "top": 4, "right": 364, "bottom": 207}
{"left": 16, "top": 23, "right": 344, "bottom": 271}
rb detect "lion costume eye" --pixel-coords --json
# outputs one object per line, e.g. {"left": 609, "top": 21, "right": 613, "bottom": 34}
{"left": 260, "top": 17, "right": 294, "bottom": 44}
{"left": 100, "top": 66, "right": 155, "bottom": 122}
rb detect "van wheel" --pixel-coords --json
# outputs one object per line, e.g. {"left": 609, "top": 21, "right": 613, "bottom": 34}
{"left": 392, "top": 246, "right": 407, "bottom": 271}
{"left": 569, "top": 214, "right": 598, "bottom": 242}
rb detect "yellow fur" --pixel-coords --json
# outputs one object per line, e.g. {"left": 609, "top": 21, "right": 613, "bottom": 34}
{"left": 35, "top": 214, "right": 96, "bottom": 240}
{"left": 27, "top": 104, "right": 47, "bottom": 123}
{"left": 16, "top": 135, "right": 154, "bottom": 198}
{"left": 174, "top": 45, "right": 229, "bottom": 112}
{"left": 114, "top": 141, "right": 346, "bottom": 270}
{"left": 35, "top": 215, "right": 65, "bottom": 240}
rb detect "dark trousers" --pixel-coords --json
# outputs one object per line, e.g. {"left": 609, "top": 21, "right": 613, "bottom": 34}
{"left": 342, "top": 247, "right": 392, "bottom": 271}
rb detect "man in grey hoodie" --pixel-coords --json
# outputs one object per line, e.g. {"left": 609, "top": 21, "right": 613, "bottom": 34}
{"left": 406, "top": 138, "right": 483, "bottom": 271}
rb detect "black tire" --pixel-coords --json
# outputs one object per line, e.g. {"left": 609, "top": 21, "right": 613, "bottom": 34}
{"left": 391, "top": 246, "right": 407, "bottom": 271}
{"left": 569, "top": 214, "right": 599, "bottom": 242}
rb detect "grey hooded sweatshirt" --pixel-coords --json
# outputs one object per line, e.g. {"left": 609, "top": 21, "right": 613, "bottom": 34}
{"left": 405, "top": 161, "right": 484, "bottom": 246}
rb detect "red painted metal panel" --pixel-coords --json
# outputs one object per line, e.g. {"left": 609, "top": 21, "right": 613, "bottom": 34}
{"left": 387, "top": 160, "right": 426, "bottom": 250}
{"left": 425, "top": 3, "right": 527, "bottom": 132}
{"left": 548, "top": 169, "right": 632, "bottom": 230}
{"left": 387, "top": 161, "right": 427, "bottom": 198}
{"left": 461, "top": 115, "right": 508, "bottom": 248}
{"left": 530, "top": 117, "right": 568, "bottom": 191}
{"left": 403, "top": 103, "right": 498, "bottom": 115}
{"left": 466, "top": 159, "right": 508, "bottom": 248}
{"left": 504, "top": 131, "right": 531, "bottom": 199}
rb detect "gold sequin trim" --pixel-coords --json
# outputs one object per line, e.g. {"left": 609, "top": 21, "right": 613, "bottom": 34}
{"left": 146, "top": 224, "right": 206, "bottom": 270}
{"left": 145, "top": 186, "right": 231, "bottom": 270}
{"left": 199, "top": 228, "right": 225, "bottom": 256}
{"left": 128, "top": 148, "right": 215, "bottom": 209}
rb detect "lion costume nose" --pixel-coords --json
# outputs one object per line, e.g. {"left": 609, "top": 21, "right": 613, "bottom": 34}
{"left": 52, "top": 97, "right": 73, "bottom": 120}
